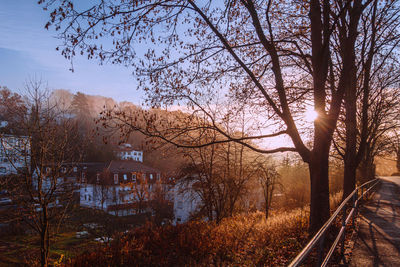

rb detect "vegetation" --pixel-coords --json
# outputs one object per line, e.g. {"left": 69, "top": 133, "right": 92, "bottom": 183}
{"left": 64, "top": 189, "right": 341, "bottom": 267}
{"left": 67, "top": 210, "right": 309, "bottom": 266}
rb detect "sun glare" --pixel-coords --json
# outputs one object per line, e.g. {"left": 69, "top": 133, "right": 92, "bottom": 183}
{"left": 304, "top": 107, "right": 318, "bottom": 123}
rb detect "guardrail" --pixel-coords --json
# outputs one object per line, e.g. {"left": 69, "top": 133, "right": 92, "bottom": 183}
{"left": 288, "top": 178, "right": 380, "bottom": 267}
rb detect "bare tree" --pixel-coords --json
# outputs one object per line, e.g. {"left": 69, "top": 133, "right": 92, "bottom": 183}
{"left": 149, "top": 179, "right": 174, "bottom": 225}
{"left": 1, "top": 80, "right": 82, "bottom": 267}
{"left": 93, "top": 168, "right": 112, "bottom": 211}
{"left": 130, "top": 174, "right": 151, "bottom": 214}
{"left": 179, "top": 129, "right": 261, "bottom": 223}
{"left": 338, "top": 0, "right": 400, "bottom": 198}
{"left": 255, "top": 160, "right": 280, "bottom": 219}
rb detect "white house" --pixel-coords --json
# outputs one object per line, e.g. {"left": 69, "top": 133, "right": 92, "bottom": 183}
{"left": 0, "top": 134, "right": 30, "bottom": 175}
{"left": 173, "top": 178, "right": 202, "bottom": 224}
{"left": 115, "top": 143, "right": 143, "bottom": 162}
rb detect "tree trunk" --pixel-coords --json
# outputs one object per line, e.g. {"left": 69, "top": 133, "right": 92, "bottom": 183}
{"left": 308, "top": 150, "right": 330, "bottom": 234}
{"left": 342, "top": 37, "right": 358, "bottom": 200}
{"left": 359, "top": 153, "right": 375, "bottom": 183}
{"left": 343, "top": 162, "right": 357, "bottom": 199}
{"left": 343, "top": 83, "right": 358, "bottom": 199}
{"left": 40, "top": 209, "right": 49, "bottom": 267}
{"left": 265, "top": 187, "right": 272, "bottom": 220}
{"left": 397, "top": 146, "right": 400, "bottom": 172}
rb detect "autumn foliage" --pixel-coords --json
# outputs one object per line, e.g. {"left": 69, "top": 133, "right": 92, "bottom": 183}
{"left": 66, "top": 210, "right": 309, "bottom": 266}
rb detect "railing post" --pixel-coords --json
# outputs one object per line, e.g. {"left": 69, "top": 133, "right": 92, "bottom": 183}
{"left": 317, "top": 233, "right": 325, "bottom": 266}
{"left": 341, "top": 205, "right": 347, "bottom": 264}
{"left": 352, "top": 189, "right": 358, "bottom": 226}
{"left": 361, "top": 186, "right": 364, "bottom": 201}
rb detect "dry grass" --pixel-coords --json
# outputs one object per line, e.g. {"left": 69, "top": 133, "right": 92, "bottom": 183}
{"left": 67, "top": 209, "right": 310, "bottom": 266}
{"left": 64, "top": 190, "right": 349, "bottom": 266}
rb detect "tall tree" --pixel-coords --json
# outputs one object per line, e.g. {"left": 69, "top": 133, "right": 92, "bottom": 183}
{"left": 2, "top": 81, "right": 82, "bottom": 267}
{"left": 340, "top": 0, "right": 400, "bottom": 198}
{"left": 41, "top": 0, "right": 372, "bottom": 232}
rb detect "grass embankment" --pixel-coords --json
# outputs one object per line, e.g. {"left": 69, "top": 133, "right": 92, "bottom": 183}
{"left": 67, "top": 209, "right": 310, "bottom": 266}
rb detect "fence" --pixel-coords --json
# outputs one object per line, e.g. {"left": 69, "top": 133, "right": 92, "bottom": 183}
{"left": 288, "top": 178, "right": 380, "bottom": 267}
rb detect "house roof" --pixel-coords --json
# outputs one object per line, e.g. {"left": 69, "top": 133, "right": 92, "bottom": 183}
{"left": 115, "top": 143, "right": 142, "bottom": 152}
{"left": 81, "top": 162, "right": 107, "bottom": 172}
{"left": 107, "top": 160, "right": 160, "bottom": 174}
{"left": 50, "top": 162, "right": 106, "bottom": 171}
{"left": 115, "top": 147, "right": 142, "bottom": 152}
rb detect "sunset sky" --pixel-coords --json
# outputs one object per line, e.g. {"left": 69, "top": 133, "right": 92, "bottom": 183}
{"left": 0, "top": 0, "right": 143, "bottom": 104}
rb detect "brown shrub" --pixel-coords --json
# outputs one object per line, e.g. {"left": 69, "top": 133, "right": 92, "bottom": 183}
{"left": 66, "top": 209, "right": 309, "bottom": 266}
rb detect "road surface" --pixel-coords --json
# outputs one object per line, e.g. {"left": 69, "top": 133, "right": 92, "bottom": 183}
{"left": 350, "top": 176, "right": 400, "bottom": 266}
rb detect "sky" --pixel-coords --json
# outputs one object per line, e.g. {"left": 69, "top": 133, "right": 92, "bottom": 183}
{"left": 0, "top": 0, "right": 144, "bottom": 104}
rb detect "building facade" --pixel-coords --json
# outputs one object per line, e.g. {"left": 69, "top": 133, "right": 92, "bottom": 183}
{"left": 79, "top": 160, "right": 164, "bottom": 216}
{"left": 173, "top": 178, "right": 202, "bottom": 224}
{"left": 0, "top": 134, "right": 30, "bottom": 175}
{"left": 115, "top": 143, "right": 143, "bottom": 162}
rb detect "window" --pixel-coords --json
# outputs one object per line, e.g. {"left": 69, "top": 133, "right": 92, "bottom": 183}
{"left": 150, "top": 174, "right": 153, "bottom": 180}
{"left": 46, "top": 167, "right": 51, "bottom": 173}
{"left": 73, "top": 167, "right": 77, "bottom": 172}
{"left": 0, "top": 167, "right": 6, "bottom": 173}
{"left": 96, "top": 173, "right": 100, "bottom": 183}
{"left": 84, "top": 195, "right": 87, "bottom": 201}
{"left": 177, "top": 201, "right": 183, "bottom": 209}
{"left": 61, "top": 167, "right": 67, "bottom": 173}
{"left": 177, "top": 217, "right": 181, "bottom": 222}
{"left": 132, "top": 174, "right": 136, "bottom": 182}
{"left": 134, "top": 152, "right": 137, "bottom": 156}
{"left": 143, "top": 173, "right": 146, "bottom": 179}
{"left": 114, "top": 174, "right": 119, "bottom": 184}
{"left": 157, "top": 173, "right": 160, "bottom": 180}
{"left": 82, "top": 172, "right": 86, "bottom": 183}
{"left": 123, "top": 174, "right": 127, "bottom": 181}
{"left": 89, "top": 195, "right": 91, "bottom": 201}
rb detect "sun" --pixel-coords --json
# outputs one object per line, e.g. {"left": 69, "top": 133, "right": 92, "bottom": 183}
{"left": 304, "top": 107, "right": 318, "bottom": 123}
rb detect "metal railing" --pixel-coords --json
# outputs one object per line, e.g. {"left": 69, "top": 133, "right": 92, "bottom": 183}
{"left": 288, "top": 178, "right": 380, "bottom": 267}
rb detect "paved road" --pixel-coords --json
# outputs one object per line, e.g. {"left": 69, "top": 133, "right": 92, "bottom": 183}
{"left": 349, "top": 176, "right": 400, "bottom": 267}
